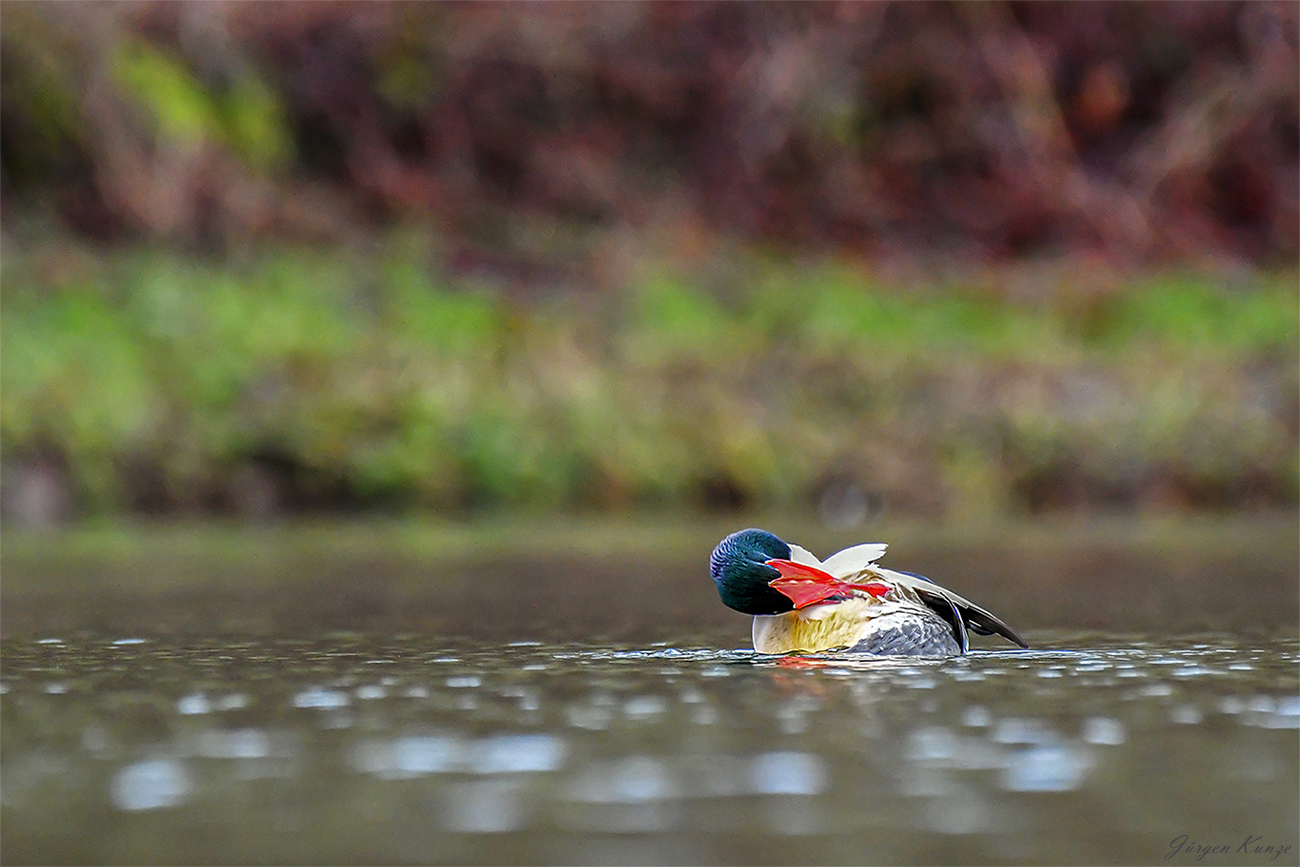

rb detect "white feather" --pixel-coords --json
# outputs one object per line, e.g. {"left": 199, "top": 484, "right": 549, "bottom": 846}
{"left": 821, "top": 542, "right": 888, "bottom": 577}
{"left": 787, "top": 544, "right": 823, "bottom": 566}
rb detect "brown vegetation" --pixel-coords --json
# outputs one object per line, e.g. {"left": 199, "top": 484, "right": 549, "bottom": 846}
{"left": 3, "top": 2, "right": 1296, "bottom": 272}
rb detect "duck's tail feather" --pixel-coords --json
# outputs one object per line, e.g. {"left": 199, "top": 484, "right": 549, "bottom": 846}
{"left": 902, "top": 580, "right": 1029, "bottom": 650}
{"left": 959, "top": 604, "right": 1029, "bottom": 648}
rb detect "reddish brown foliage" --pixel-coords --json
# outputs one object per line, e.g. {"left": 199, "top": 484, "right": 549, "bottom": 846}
{"left": 2, "top": 1, "right": 1296, "bottom": 271}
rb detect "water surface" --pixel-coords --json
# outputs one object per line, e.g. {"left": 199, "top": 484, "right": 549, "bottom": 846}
{"left": 3, "top": 631, "right": 1296, "bottom": 865}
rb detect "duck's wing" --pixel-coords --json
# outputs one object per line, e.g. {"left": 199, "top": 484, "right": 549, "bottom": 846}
{"left": 821, "top": 543, "right": 888, "bottom": 576}
{"left": 930, "top": 592, "right": 970, "bottom": 653}
{"left": 875, "top": 567, "right": 1028, "bottom": 649}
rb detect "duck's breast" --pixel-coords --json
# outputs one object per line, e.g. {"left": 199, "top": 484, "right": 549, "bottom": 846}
{"left": 751, "top": 597, "right": 876, "bottom": 654}
{"left": 752, "top": 598, "right": 961, "bottom": 656}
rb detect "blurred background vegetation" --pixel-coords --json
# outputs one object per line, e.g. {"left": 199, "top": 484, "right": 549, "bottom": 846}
{"left": 2, "top": 1, "right": 1296, "bottom": 527}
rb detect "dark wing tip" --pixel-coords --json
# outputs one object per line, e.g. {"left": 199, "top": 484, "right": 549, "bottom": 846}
{"left": 967, "top": 610, "right": 1029, "bottom": 649}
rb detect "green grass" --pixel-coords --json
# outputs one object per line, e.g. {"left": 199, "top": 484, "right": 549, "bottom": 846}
{"left": 2, "top": 237, "right": 1295, "bottom": 518}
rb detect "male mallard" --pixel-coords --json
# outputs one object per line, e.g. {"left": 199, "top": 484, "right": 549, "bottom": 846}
{"left": 710, "top": 528, "right": 1028, "bottom": 656}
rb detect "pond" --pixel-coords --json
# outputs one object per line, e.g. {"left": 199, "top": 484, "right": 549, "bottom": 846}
{"left": 1, "top": 517, "right": 1297, "bottom": 865}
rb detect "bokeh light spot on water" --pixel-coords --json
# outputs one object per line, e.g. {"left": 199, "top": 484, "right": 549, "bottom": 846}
{"left": 469, "top": 734, "right": 568, "bottom": 774}
{"left": 352, "top": 734, "right": 461, "bottom": 778}
{"left": 622, "top": 695, "right": 668, "bottom": 720}
{"left": 350, "top": 732, "right": 568, "bottom": 778}
{"left": 1079, "top": 716, "right": 1127, "bottom": 745}
{"left": 1220, "top": 695, "right": 1246, "bottom": 714}
{"left": 176, "top": 693, "right": 210, "bottom": 715}
{"left": 292, "top": 686, "right": 349, "bottom": 709}
{"left": 1000, "top": 745, "right": 1094, "bottom": 792}
{"left": 110, "top": 759, "right": 191, "bottom": 811}
{"left": 750, "top": 752, "right": 828, "bottom": 796}
{"left": 567, "top": 756, "right": 680, "bottom": 804}
{"left": 990, "top": 717, "right": 1058, "bottom": 745}
{"left": 191, "top": 728, "right": 274, "bottom": 760}
{"left": 905, "top": 727, "right": 958, "bottom": 763}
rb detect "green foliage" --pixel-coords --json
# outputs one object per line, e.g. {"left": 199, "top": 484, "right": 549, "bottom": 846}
{"left": 1086, "top": 274, "right": 1299, "bottom": 353}
{"left": 112, "top": 35, "right": 290, "bottom": 172}
{"left": 223, "top": 74, "right": 293, "bottom": 173}
{"left": 622, "top": 273, "right": 745, "bottom": 364}
{"left": 745, "top": 264, "right": 1062, "bottom": 361}
{"left": 1, "top": 281, "right": 161, "bottom": 508}
{"left": 2, "top": 241, "right": 1295, "bottom": 518}
{"left": 113, "top": 38, "right": 223, "bottom": 146}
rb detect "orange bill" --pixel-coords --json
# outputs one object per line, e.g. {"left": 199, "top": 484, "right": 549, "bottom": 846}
{"left": 765, "top": 558, "right": 891, "bottom": 609}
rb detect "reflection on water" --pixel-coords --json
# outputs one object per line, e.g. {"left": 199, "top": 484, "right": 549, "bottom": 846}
{"left": 2, "top": 633, "right": 1297, "bottom": 865}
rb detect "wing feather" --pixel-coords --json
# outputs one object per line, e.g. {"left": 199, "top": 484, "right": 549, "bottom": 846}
{"left": 821, "top": 543, "right": 888, "bottom": 577}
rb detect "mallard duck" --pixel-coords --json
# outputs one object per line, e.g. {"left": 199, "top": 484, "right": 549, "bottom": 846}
{"left": 709, "top": 528, "right": 1028, "bottom": 656}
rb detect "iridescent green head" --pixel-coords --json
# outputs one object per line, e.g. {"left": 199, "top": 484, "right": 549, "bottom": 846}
{"left": 709, "top": 528, "right": 796, "bottom": 615}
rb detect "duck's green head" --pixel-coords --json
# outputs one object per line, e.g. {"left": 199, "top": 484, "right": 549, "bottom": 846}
{"left": 710, "top": 528, "right": 796, "bottom": 615}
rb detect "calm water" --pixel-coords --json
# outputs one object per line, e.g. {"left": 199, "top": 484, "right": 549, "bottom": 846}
{"left": 3, "top": 631, "right": 1297, "bottom": 865}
